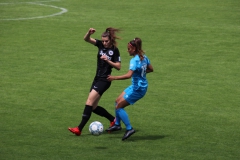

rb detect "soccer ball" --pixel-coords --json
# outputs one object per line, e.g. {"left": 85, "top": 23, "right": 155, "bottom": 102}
{"left": 89, "top": 121, "right": 104, "bottom": 136}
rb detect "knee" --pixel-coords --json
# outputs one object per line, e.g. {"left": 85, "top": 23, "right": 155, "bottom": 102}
{"left": 115, "top": 100, "right": 119, "bottom": 108}
{"left": 86, "top": 99, "right": 92, "bottom": 106}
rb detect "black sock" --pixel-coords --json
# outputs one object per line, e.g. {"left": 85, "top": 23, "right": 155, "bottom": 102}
{"left": 93, "top": 106, "right": 115, "bottom": 122}
{"left": 78, "top": 105, "right": 92, "bottom": 130}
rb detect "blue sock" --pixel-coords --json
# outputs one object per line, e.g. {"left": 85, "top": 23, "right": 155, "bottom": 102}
{"left": 115, "top": 102, "right": 121, "bottom": 126}
{"left": 116, "top": 108, "right": 132, "bottom": 130}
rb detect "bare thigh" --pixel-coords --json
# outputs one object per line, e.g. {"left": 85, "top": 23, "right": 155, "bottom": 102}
{"left": 86, "top": 89, "right": 101, "bottom": 110}
{"left": 115, "top": 91, "right": 130, "bottom": 109}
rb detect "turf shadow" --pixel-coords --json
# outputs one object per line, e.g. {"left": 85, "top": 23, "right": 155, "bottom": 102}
{"left": 108, "top": 130, "right": 168, "bottom": 141}
{"left": 129, "top": 134, "right": 167, "bottom": 141}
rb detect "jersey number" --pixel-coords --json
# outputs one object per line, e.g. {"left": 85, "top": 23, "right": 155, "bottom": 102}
{"left": 141, "top": 65, "right": 147, "bottom": 77}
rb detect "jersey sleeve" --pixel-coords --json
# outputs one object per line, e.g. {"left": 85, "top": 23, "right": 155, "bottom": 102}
{"left": 129, "top": 58, "right": 137, "bottom": 71}
{"left": 95, "top": 39, "right": 101, "bottom": 48}
{"left": 112, "top": 48, "right": 121, "bottom": 62}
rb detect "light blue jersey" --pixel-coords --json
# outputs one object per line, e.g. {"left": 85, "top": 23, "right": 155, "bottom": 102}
{"left": 123, "top": 55, "right": 151, "bottom": 105}
{"left": 116, "top": 54, "right": 152, "bottom": 131}
{"left": 129, "top": 55, "right": 150, "bottom": 90}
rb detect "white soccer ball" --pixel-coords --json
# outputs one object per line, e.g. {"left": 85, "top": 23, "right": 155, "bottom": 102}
{"left": 89, "top": 121, "right": 104, "bottom": 136}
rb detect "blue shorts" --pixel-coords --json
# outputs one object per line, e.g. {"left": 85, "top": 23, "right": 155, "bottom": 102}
{"left": 123, "top": 85, "right": 147, "bottom": 105}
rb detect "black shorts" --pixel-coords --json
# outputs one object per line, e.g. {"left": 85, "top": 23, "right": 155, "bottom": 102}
{"left": 90, "top": 78, "right": 111, "bottom": 96}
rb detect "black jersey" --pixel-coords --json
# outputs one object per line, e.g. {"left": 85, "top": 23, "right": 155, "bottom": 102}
{"left": 94, "top": 39, "right": 121, "bottom": 79}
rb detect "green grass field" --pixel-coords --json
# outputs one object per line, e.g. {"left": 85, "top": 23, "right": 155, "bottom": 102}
{"left": 1, "top": 0, "right": 240, "bottom": 159}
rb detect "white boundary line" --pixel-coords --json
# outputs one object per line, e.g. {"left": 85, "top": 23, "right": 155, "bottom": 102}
{"left": 0, "top": 0, "right": 68, "bottom": 21}
{"left": 0, "top": 0, "right": 60, "bottom": 4}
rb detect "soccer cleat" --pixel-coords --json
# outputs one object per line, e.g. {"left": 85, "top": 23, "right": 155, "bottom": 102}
{"left": 110, "top": 118, "right": 116, "bottom": 127}
{"left": 105, "top": 125, "right": 122, "bottom": 132}
{"left": 122, "top": 128, "right": 135, "bottom": 141}
{"left": 68, "top": 127, "right": 81, "bottom": 136}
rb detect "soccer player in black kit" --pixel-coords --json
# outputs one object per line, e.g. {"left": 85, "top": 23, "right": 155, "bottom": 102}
{"left": 68, "top": 27, "right": 121, "bottom": 136}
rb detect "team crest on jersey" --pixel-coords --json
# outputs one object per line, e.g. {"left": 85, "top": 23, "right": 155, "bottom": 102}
{"left": 108, "top": 50, "right": 113, "bottom": 56}
{"left": 99, "top": 50, "right": 112, "bottom": 60}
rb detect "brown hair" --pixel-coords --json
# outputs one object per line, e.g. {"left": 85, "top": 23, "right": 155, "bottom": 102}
{"left": 128, "top": 37, "right": 145, "bottom": 61}
{"left": 101, "top": 27, "right": 121, "bottom": 47}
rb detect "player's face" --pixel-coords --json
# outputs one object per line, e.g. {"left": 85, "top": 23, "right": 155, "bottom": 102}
{"left": 127, "top": 45, "right": 135, "bottom": 56}
{"left": 101, "top": 37, "right": 111, "bottom": 48}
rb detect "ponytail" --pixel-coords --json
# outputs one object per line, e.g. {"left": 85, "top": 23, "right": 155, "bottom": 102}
{"left": 129, "top": 38, "right": 145, "bottom": 61}
{"left": 102, "top": 27, "right": 121, "bottom": 47}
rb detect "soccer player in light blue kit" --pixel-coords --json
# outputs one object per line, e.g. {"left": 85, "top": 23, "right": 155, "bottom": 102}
{"left": 106, "top": 37, "right": 154, "bottom": 140}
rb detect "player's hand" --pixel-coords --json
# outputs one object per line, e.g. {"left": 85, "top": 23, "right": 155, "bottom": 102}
{"left": 107, "top": 75, "right": 114, "bottom": 81}
{"left": 88, "top": 28, "right": 96, "bottom": 35}
{"left": 100, "top": 54, "right": 108, "bottom": 61}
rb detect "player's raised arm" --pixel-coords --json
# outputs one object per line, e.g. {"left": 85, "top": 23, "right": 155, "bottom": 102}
{"left": 84, "top": 28, "right": 96, "bottom": 45}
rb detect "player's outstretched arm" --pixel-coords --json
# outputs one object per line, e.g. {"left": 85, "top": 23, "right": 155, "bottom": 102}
{"left": 84, "top": 28, "right": 96, "bottom": 45}
{"left": 107, "top": 70, "right": 133, "bottom": 81}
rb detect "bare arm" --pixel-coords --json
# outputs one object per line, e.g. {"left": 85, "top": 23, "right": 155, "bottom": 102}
{"left": 107, "top": 70, "right": 133, "bottom": 81}
{"left": 108, "top": 61, "right": 121, "bottom": 71}
{"left": 100, "top": 55, "right": 121, "bottom": 70}
{"left": 146, "top": 64, "right": 153, "bottom": 73}
{"left": 84, "top": 28, "right": 97, "bottom": 45}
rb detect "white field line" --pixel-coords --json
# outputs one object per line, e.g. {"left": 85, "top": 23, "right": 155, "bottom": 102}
{"left": 0, "top": 0, "right": 68, "bottom": 21}
{"left": 0, "top": 0, "right": 60, "bottom": 5}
